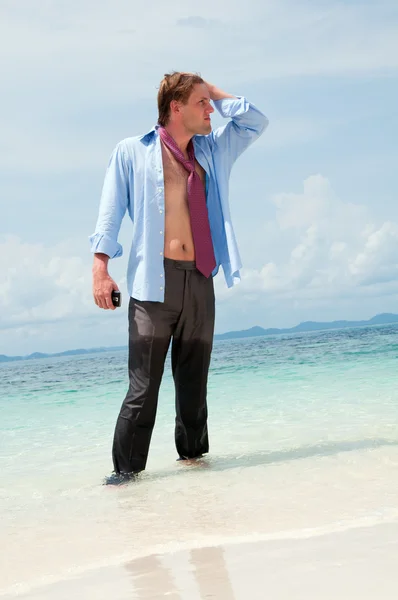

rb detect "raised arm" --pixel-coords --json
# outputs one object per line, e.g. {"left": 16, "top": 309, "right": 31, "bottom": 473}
{"left": 205, "top": 81, "right": 269, "bottom": 169}
{"left": 89, "top": 142, "right": 131, "bottom": 309}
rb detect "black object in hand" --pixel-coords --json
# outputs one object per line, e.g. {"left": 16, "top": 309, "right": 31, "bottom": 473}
{"left": 111, "top": 290, "right": 121, "bottom": 307}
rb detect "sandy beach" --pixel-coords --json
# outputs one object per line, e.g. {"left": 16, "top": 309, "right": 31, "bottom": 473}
{"left": 4, "top": 522, "right": 398, "bottom": 599}
{"left": 2, "top": 331, "right": 398, "bottom": 598}
{"left": 2, "top": 0, "right": 398, "bottom": 596}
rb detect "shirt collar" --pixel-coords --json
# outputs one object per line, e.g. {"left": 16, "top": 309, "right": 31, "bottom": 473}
{"left": 137, "top": 125, "right": 159, "bottom": 142}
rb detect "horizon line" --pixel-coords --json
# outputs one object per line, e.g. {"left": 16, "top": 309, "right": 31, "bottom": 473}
{"left": 1, "top": 312, "right": 398, "bottom": 362}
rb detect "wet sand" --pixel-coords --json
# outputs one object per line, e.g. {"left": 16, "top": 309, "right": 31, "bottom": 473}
{"left": 5, "top": 522, "right": 398, "bottom": 599}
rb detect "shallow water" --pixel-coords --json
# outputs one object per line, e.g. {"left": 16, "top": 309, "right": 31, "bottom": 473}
{"left": 1, "top": 324, "right": 398, "bottom": 595}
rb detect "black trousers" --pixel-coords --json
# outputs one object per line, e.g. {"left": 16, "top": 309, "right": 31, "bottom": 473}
{"left": 112, "top": 258, "right": 216, "bottom": 474}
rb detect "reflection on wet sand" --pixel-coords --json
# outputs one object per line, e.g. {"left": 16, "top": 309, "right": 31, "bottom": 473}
{"left": 190, "top": 546, "right": 236, "bottom": 600}
{"left": 126, "top": 545, "right": 235, "bottom": 599}
{"left": 126, "top": 554, "right": 181, "bottom": 599}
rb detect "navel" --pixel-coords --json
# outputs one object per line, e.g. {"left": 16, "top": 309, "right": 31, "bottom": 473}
{"left": 169, "top": 239, "right": 184, "bottom": 252}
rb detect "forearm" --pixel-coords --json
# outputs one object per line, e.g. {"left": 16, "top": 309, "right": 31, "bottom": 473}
{"left": 210, "top": 95, "right": 269, "bottom": 165}
{"left": 93, "top": 253, "right": 110, "bottom": 273}
{"left": 213, "top": 95, "right": 268, "bottom": 135}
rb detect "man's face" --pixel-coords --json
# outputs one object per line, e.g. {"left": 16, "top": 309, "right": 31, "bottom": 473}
{"left": 179, "top": 83, "right": 215, "bottom": 136}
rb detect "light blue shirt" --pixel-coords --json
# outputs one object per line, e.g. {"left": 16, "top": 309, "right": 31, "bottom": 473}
{"left": 89, "top": 96, "right": 268, "bottom": 302}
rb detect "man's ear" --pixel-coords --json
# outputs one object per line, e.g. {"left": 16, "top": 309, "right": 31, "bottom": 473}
{"left": 170, "top": 99, "right": 181, "bottom": 116}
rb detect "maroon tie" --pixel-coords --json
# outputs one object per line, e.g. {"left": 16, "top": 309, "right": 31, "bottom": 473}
{"left": 158, "top": 127, "right": 216, "bottom": 278}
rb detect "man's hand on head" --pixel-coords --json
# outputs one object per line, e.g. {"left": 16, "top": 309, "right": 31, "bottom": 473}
{"left": 203, "top": 81, "right": 235, "bottom": 102}
{"left": 177, "top": 73, "right": 235, "bottom": 102}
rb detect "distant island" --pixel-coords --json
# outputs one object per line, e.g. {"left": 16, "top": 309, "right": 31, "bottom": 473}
{"left": 213, "top": 312, "right": 398, "bottom": 340}
{"left": 1, "top": 313, "right": 398, "bottom": 363}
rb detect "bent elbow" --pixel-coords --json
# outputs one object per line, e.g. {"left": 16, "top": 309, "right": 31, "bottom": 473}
{"left": 258, "top": 114, "right": 269, "bottom": 136}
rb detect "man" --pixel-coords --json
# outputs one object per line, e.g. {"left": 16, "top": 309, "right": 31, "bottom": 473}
{"left": 90, "top": 72, "right": 268, "bottom": 484}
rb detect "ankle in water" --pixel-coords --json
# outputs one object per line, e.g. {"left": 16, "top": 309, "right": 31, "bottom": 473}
{"left": 103, "top": 471, "right": 137, "bottom": 486}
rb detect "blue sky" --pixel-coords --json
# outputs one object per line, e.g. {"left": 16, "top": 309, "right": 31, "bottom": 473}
{"left": 1, "top": 0, "right": 398, "bottom": 355}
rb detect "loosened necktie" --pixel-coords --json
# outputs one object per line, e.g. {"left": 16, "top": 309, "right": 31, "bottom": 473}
{"left": 158, "top": 127, "right": 216, "bottom": 278}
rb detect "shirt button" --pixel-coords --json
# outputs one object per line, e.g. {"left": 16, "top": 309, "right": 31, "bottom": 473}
{"left": 160, "top": 251, "right": 163, "bottom": 255}
{"left": 159, "top": 210, "right": 163, "bottom": 214}
{"left": 160, "top": 274, "right": 163, "bottom": 278}
{"left": 160, "top": 286, "right": 163, "bottom": 290}
{"left": 160, "top": 231, "right": 163, "bottom": 235}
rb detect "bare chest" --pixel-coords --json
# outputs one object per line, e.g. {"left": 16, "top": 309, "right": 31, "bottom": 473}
{"left": 161, "top": 144, "right": 206, "bottom": 191}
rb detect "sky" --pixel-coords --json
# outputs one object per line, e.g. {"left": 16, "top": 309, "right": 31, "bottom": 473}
{"left": 1, "top": 0, "right": 398, "bottom": 355}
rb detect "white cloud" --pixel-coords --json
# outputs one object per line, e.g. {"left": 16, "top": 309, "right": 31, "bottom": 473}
{"left": 0, "top": 235, "right": 129, "bottom": 354}
{"left": 0, "top": 236, "right": 88, "bottom": 326}
{"left": 349, "top": 222, "right": 398, "bottom": 284}
{"left": 215, "top": 175, "right": 398, "bottom": 304}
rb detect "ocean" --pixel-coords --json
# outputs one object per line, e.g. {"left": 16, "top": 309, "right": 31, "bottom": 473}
{"left": 1, "top": 324, "right": 398, "bottom": 597}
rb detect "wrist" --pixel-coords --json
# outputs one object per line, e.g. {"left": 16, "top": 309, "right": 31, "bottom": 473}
{"left": 93, "top": 253, "right": 109, "bottom": 273}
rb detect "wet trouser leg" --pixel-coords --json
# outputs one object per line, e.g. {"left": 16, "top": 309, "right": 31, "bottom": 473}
{"left": 111, "top": 258, "right": 215, "bottom": 474}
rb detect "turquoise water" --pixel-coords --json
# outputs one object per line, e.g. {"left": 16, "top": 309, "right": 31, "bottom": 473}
{"left": 1, "top": 325, "right": 398, "bottom": 596}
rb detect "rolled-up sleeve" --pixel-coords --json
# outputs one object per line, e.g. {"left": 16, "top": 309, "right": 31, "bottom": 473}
{"left": 211, "top": 96, "right": 269, "bottom": 168}
{"left": 89, "top": 142, "right": 131, "bottom": 258}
